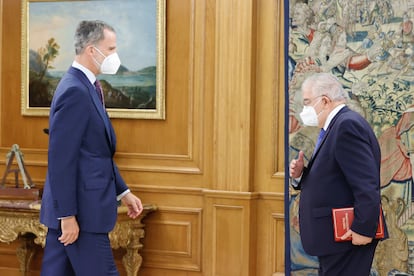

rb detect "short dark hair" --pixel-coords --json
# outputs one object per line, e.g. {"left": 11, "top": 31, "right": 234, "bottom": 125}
{"left": 74, "top": 20, "right": 115, "bottom": 55}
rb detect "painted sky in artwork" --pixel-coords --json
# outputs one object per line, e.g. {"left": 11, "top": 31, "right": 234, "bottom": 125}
{"left": 28, "top": 0, "right": 157, "bottom": 72}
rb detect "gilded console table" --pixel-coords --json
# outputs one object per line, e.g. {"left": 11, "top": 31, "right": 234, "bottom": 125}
{"left": 0, "top": 201, "right": 156, "bottom": 276}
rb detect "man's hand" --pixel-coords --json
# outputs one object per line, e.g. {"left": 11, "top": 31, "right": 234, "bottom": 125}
{"left": 121, "top": 192, "right": 143, "bottom": 219}
{"left": 290, "top": 151, "right": 305, "bottom": 178}
{"left": 59, "top": 216, "right": 79, "bottom": 246}
{"left": 341, "top": 229, "right": 373, "bottom": 245}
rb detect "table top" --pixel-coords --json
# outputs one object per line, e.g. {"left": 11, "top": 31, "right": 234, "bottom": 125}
{"left": 0, "top": 200, "right": 156, "bottom": 214}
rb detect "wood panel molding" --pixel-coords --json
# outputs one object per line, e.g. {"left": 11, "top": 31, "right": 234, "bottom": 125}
{"left": 212, "top": 204, "right": 245, "bottom": 275}
{"left": 272, "top": 212, "right": 285, "bottom": 273}
{"left": 138, "top": 185, "right": 204, "bottom": 196}
{"left": 203, "top": 190, "right": 258, "bottom": 276}
{"left": 203, "top": 189, "right": 260, "bottom": 200}
{"left": 254, "top": 0, "right": 285, "bottom": 194}
{"left": 142, "top": 206, "right": 202, "bottom": 271}
{"left": 274, "top": 0, "right": 286, "bottom": 177}
{"left": 255, "top": 195, "right": 284, "bottom": 275}
{"left": 213, "top": 0, "right": 256, "bottom": 192}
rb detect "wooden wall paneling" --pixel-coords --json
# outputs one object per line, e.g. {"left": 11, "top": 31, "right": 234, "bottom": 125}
{"left": 0, "top": 0, "right": 212, "bottom": 190}
{"left": 0, "top": 240, "right": 21, "bottom": 275}
{"left": 213, "top": 0, "right": 256, "bottom": 192}
{"left": 141, "top": 206, "right": 202, "bottom": 271}
{"left": 202, "top": 0, "right": 216, "bottom": 192}
{"left": 0, "top": 237, "right": 44, "bottom": 275}
{"left": 114, "top": 0, "right": 212, "bottom": 189}
{"left": 113, "top": 0, "right": 191, "bottom": 157}
{"left": 1, "top": 0, "right": 49, "bottom": 150}
{"left": 138, "top": 186, "right": 204, "bottom": 275}
{"left": 272, "top": 212, "right": 285, "bottom": 273}
{"left": 254, "top": 0, "right": 286, "bottom": 274}
{"left": 275, "top": 0, "right": 286, "bottom": 184}
{"left": 0, "top": 0, "right": 49, "bottom": 188}
{"left": 254, "top": 0, "right": 285, "bottom": 193}
{"left": 255, "top": 193, "right": 285, "bottom": 275}
{"left": 0, "top": 147, "right": 48, "bottom": 187}
{"left": 110, "top": 0, "right": 216, "bottom": 196}
{"left": 272, "top": 0, "right": 286, "bottom": 271}
{"left": 203, "top": 190, "right": 258, "bottom": 276}
{"left": 111, "top": 0, "right": 198, "bottom": 178}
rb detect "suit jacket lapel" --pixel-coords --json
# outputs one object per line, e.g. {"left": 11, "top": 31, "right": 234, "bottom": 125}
{"left": 307, "top": 106, "right": 350, "bottom": 168}
{"left": 68, "top": 67, "right": 114, "bottom": 149}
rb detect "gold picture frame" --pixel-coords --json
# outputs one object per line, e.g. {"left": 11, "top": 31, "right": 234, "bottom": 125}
{"left": 21, "top": 0, "right": 165, "bottom": 119}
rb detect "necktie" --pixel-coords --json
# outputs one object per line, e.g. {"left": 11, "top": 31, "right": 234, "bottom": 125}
{"left": 94, "top": 80, "right": 105, "bottom": 106}
{"left": 314, "top": 128, "right": 326, "bottom": 154}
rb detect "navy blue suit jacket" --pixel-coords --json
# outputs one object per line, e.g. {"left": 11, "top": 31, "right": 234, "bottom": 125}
{"left": 40, "top": 67, "right": 128, "bottom": 233}
{"left": 296, "top": 106, "right": 387, "bottom": 256}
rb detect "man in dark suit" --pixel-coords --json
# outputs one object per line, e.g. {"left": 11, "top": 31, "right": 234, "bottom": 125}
{"left": 289, "top": 72, "right": 387, "bottom": 276}
{"left": 40, "top": 20, "right": 143, "bottom": 276}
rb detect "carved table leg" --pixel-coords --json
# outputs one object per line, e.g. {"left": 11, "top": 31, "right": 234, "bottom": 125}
{"left": 122, "top": 227, "right": 144, "bottom": 276}
{"left": 16, "top": 234, "right": 36, "bottom": 276}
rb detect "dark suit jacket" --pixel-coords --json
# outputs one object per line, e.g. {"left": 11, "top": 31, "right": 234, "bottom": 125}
{"left": 296, "top": 106, "right": 387, "bottom": 256}
{"left": 40, "top": 67, "right": 128, "bottom": 233}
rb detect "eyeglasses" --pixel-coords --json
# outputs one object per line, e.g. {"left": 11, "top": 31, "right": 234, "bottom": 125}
{"left": 302, "top": 95, "right": 324, "bottom": 106}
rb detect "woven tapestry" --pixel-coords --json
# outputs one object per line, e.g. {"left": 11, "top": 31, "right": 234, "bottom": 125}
{"left": 287, "top": 0, "right": 414, "bottom": 275}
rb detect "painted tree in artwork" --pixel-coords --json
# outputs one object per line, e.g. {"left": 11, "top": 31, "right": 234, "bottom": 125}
{"left": 29, "top": 37, "right": 60, "bottom": 107}
{"left": 37, "top": 38, "right": 60, "bottom": 83}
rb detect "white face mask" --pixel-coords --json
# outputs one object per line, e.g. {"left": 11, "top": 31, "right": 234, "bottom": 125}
{"left": 93, "top": 47, "right": 121, "bottom": 74}
{"left": 299, "top": 98, "right": 322, "bottom": 126}
{"left": 299, "top": 105, "right": 319, "bottom": 126}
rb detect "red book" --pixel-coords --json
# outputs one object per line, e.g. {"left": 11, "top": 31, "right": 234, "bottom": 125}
{"left": 332, "top": 207, "right": 384, "bottom": 242}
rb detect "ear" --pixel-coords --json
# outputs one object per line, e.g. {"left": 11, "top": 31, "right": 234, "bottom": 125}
{"left": 322, "top": 95, "right": 331, "bottom": 105}
{"left": 85, "top": 45, "right": 95, "bottom": 56}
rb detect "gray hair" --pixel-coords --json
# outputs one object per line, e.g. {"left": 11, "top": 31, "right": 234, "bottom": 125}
{"left": 74, "top": 20, "right": 115, "bottom": 55}
{"left": 301, "top": 73, "right": 349, "bottom": 102}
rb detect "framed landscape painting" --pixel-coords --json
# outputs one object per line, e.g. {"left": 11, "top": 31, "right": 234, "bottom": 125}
{"left": 21, "top": 0, "right": 166, "bottom": 119}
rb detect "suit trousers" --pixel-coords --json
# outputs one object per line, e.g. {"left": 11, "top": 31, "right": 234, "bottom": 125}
{"left": 318, "top": 240, "right": 378, "bottom": 276}
{"left": 41, "top": 228, "right": 118, "bottom": 276}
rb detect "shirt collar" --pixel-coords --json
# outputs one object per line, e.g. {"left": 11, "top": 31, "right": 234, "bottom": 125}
{"left": 323, "top": 104, "right": 345, "bottom": 130}
{"left": 72, "top": 61, "right": 96, "bottom": 85}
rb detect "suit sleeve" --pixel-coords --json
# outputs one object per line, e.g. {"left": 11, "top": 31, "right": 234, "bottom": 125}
{"left": 48, "top": 86, "right": 90, "bottom": 218}
{"left": 113, "top": 161, "right": 129, "bottom": 196}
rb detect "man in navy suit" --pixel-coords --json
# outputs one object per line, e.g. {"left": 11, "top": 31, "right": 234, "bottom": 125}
{"left": 289, "top": 73, "right": 387, "bottom": 276}
{"left": 40, "top": 20, "right": 143, "bottom": 276}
